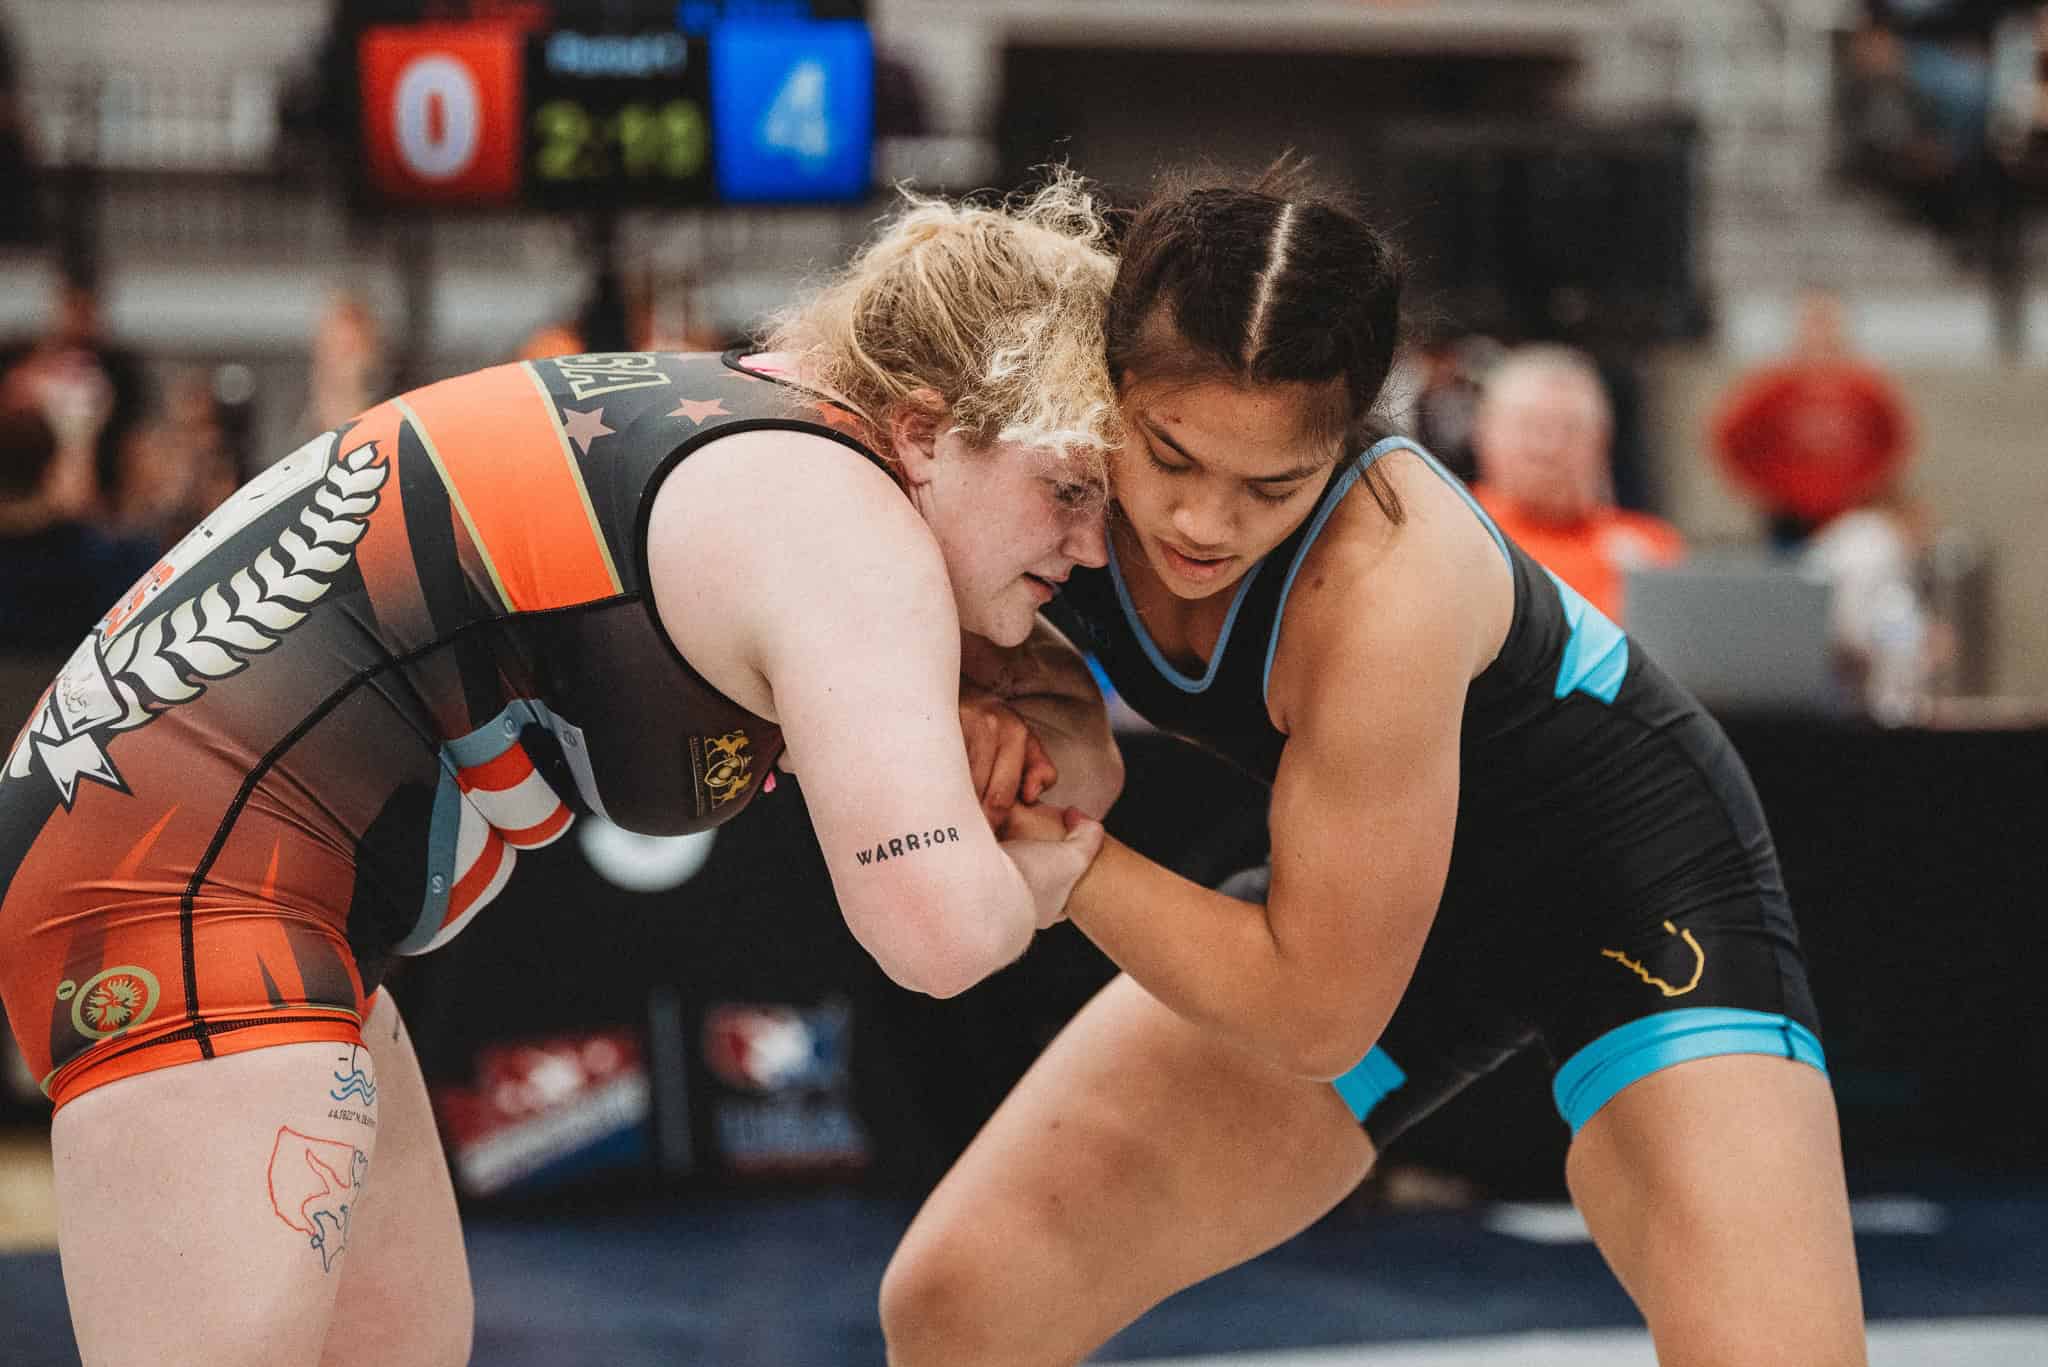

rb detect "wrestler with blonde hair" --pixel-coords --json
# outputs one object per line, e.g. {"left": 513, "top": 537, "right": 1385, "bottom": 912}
{"left": 1, "top": 174, "right": 1125, "bottom": 1367}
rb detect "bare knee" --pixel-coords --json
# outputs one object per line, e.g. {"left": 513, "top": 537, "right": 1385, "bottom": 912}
{"left": 879, "top": 1217, "right": 1013, "bottom": 1366}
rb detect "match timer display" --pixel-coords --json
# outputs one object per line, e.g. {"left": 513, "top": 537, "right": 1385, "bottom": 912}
{"left": 359, "top": 20, "right": 873, "bottom": 208}
{"left": 525, "top": 30, "right": 715, "bottom": 206}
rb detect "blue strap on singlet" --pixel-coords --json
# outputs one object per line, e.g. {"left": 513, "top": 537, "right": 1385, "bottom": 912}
{"left": 1262, "top": 438, "right": 1503, "bottom": 702}
{"left": 1332, "top": 1045, "right": 1408, "bottom": 1124}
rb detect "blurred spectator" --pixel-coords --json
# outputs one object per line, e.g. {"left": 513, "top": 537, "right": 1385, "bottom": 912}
{"left": 1979, "top": 4, "right": 2048, "bottom": 175}
{"left": 113, "top": 366, "right": 242, "bottom": 550}
{"left": 513, "top": 270, "right": 728, "bottom": 361}
{"left": 1709, "top": 289, "right": 1914, "bottom": 544}
{"left": 1470, "top": 344, "right": 1685, "bottom": 624}
{"left": 298, "top": 289, "right": 389, "bottom": 439}
{"left": 1845, "top": 1, "right": 2039, "bottom": 230}
{"left": 516, "top": 249, "right": 644, "bottom": 361}
{"left": 1800, "top": 480, "right": 1947, "bottom": 721}
{"left": 0, "top": 403, "right": 158, "bottom": 650}
{"left": 0, "top": 255, "right": 151, "bottom": 521}
{"left": 641, "top": 271, "right": 736, "bottom": 354}
{"left": 1402, "top": 334, "right": 1503, "bottom": 485}
{"left": 1714, "top": 291, "right": 1957, "bottom": 717}
{"left": 516, "top": 321, "right": 587, "bottom": 362}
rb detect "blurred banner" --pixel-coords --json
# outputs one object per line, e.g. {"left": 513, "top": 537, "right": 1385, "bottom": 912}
{"left": 381, "top": 719, "right": 2048, "bottom": 1207}
{"left": 5, "top": 645, "right": 2043, "bottom": 1197}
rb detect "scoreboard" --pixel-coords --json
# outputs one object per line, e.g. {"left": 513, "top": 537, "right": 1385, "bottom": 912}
{"left": 359, "top": 17, "right": 873, "bottom": 208}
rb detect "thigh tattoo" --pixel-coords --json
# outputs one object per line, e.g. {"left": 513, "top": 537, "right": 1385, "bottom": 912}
{"left": 265, "top": 1045, "right": 378, "bottom": 1272}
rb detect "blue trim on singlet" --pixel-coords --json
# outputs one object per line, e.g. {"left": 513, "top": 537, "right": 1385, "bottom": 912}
{"left": 398, "top": 770, "right": 467, "bottom": 955}
{"left": 1412, "top": 443, "right": 1512, "bottom": 563}
{"left": 1331, "top": 1045, "right": 1408, "bottom": 1124}
{"left": 444, "top": 698, "right": 545, "bottom": 769}
{"left": 1544, "top": 569, "right": 1629, "bottom": 704}
{"left": 1552, "top": 1007, "right": 1828, "bottom": 1134}
{"left": 1108, "top": 527, "right": 1270, "bottom": 694}
{"left": 1082, "top": 652, "right": 1117, "bottom": 699}
{"left": 1262, "top": 437, "right": 1410, "bottom": 701}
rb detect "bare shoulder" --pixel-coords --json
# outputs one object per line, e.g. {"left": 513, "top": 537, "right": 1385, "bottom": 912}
{"left": 650, "top": 427, "right": 913, "bottom": 539}
{"left": 646, "top": 427, "right": 946, "bottom": 718}
{"left": 1268, "top": 448, "right": 1512, "bottom": 729}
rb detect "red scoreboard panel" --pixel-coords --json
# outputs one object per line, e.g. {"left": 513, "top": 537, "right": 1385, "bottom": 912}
{"left": 360, "top": 24, "right": 528, "bottom": 206}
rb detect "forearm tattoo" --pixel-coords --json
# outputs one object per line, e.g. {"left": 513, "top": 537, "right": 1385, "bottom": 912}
{"left": 853, "top": 826, "right": 961, "bottom": 866}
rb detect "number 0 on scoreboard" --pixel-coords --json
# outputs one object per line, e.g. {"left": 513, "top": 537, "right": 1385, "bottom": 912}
{"left": 360, "top": 24, "right": 526, "bottom": 206}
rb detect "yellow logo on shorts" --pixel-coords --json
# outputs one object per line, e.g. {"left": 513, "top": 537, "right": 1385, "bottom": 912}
{"left": 58, "top": 965, "right": 163, "bottom": 1039}
{"left": 1600, "top": 922, "right": 1705, "bottom": 998}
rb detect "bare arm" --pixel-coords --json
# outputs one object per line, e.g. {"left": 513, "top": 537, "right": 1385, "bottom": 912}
{"left": 1045, "top": 540, "right": 1474, "bottom": 1077}
{"left": 959, "top": 616, "right": 1124, "bottom": 820}
{"left": 647, "top": 432, "right": 1100, "bottom": 997}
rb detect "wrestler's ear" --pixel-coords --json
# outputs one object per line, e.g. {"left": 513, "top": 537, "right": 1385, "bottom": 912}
{"left": 889, "top": 389, "right": 947, "bottom": 488}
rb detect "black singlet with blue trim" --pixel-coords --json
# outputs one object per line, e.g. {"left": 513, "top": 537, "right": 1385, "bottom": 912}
{"left": 1046, "top": 436, "right": 1824, "bottom": 1147}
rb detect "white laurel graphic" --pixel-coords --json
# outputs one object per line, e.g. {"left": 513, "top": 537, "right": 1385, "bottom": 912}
{"left": 6, "top": 441, "right": 387, "bottom": 807}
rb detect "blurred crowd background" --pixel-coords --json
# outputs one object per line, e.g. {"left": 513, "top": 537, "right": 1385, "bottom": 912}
{"left": 1, "top": 0, "right": 2046, "bottom": 1208}
{"left": 2, "top": 0, "right": 2044, "bottom": 715}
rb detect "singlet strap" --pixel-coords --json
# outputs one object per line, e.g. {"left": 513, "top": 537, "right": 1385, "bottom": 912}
{"left": 1107, "top": 536, "right": 1271, "bottom": 694}
{"left": 1260, "top": 437, "right": 1519, "bottom": 704}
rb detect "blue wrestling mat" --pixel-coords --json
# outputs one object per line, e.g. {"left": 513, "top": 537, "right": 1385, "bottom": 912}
{"left": 3, "top": 1186, "right": 2045, "bottom": 1365}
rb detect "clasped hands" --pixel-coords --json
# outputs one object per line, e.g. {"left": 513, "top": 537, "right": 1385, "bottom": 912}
{"left": 959, "top": 688, "right": 1102, "bottom": 927}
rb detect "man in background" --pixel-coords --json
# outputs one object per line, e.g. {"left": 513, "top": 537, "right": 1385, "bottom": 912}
{"left": 1469, "top": 344, "right": 1685, "bottom": 624}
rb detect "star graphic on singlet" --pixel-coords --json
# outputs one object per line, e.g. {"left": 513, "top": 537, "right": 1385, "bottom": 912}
{"left": 560, "top": 406, "right": 614, "bottom": 454}
{"left": 668, "top": 397, "right": 731, "bottom": 425}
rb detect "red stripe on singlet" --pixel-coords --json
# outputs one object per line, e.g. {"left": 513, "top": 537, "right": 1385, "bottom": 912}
{"left": 446, "top": 829, "right": 509, "bottom": 926}
{"left": 455, "top": 743, "right": 533, "bottom": 794}
{"left": 498, "top": 804, "right": 572, "bottom": 849}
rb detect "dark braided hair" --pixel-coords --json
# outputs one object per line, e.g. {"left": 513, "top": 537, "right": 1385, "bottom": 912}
{"left": 1107, "top": 157, "right": 1408, "bottom": 518}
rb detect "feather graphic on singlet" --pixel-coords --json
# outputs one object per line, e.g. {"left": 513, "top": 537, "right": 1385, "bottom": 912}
{"left": 5, "top": 441, "right": 390, "bottom": 807}
{"left": 110, "top": 442, "right": 385, "bottom": 714}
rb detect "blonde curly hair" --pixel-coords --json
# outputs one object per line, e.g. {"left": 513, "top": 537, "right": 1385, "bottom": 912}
{"left": 763, "top": 169, "right": 1121, "bottom": 478}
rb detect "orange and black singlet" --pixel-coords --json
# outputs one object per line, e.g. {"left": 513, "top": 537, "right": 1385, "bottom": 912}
{"left": 0, "top": 351, "right": 876, "bottom": 1107}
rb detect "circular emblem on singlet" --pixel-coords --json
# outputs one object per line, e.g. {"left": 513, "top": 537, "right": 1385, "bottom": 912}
{"left": 69, "top": 966, "right": 162, "bottom": 1040}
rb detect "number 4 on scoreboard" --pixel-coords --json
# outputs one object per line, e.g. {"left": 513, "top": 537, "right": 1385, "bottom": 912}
{"left": 710, "top": 21, "right": 873, "bottom": 203}
{"left": 761, "top": 60, "right": 831, "bottom": 164}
